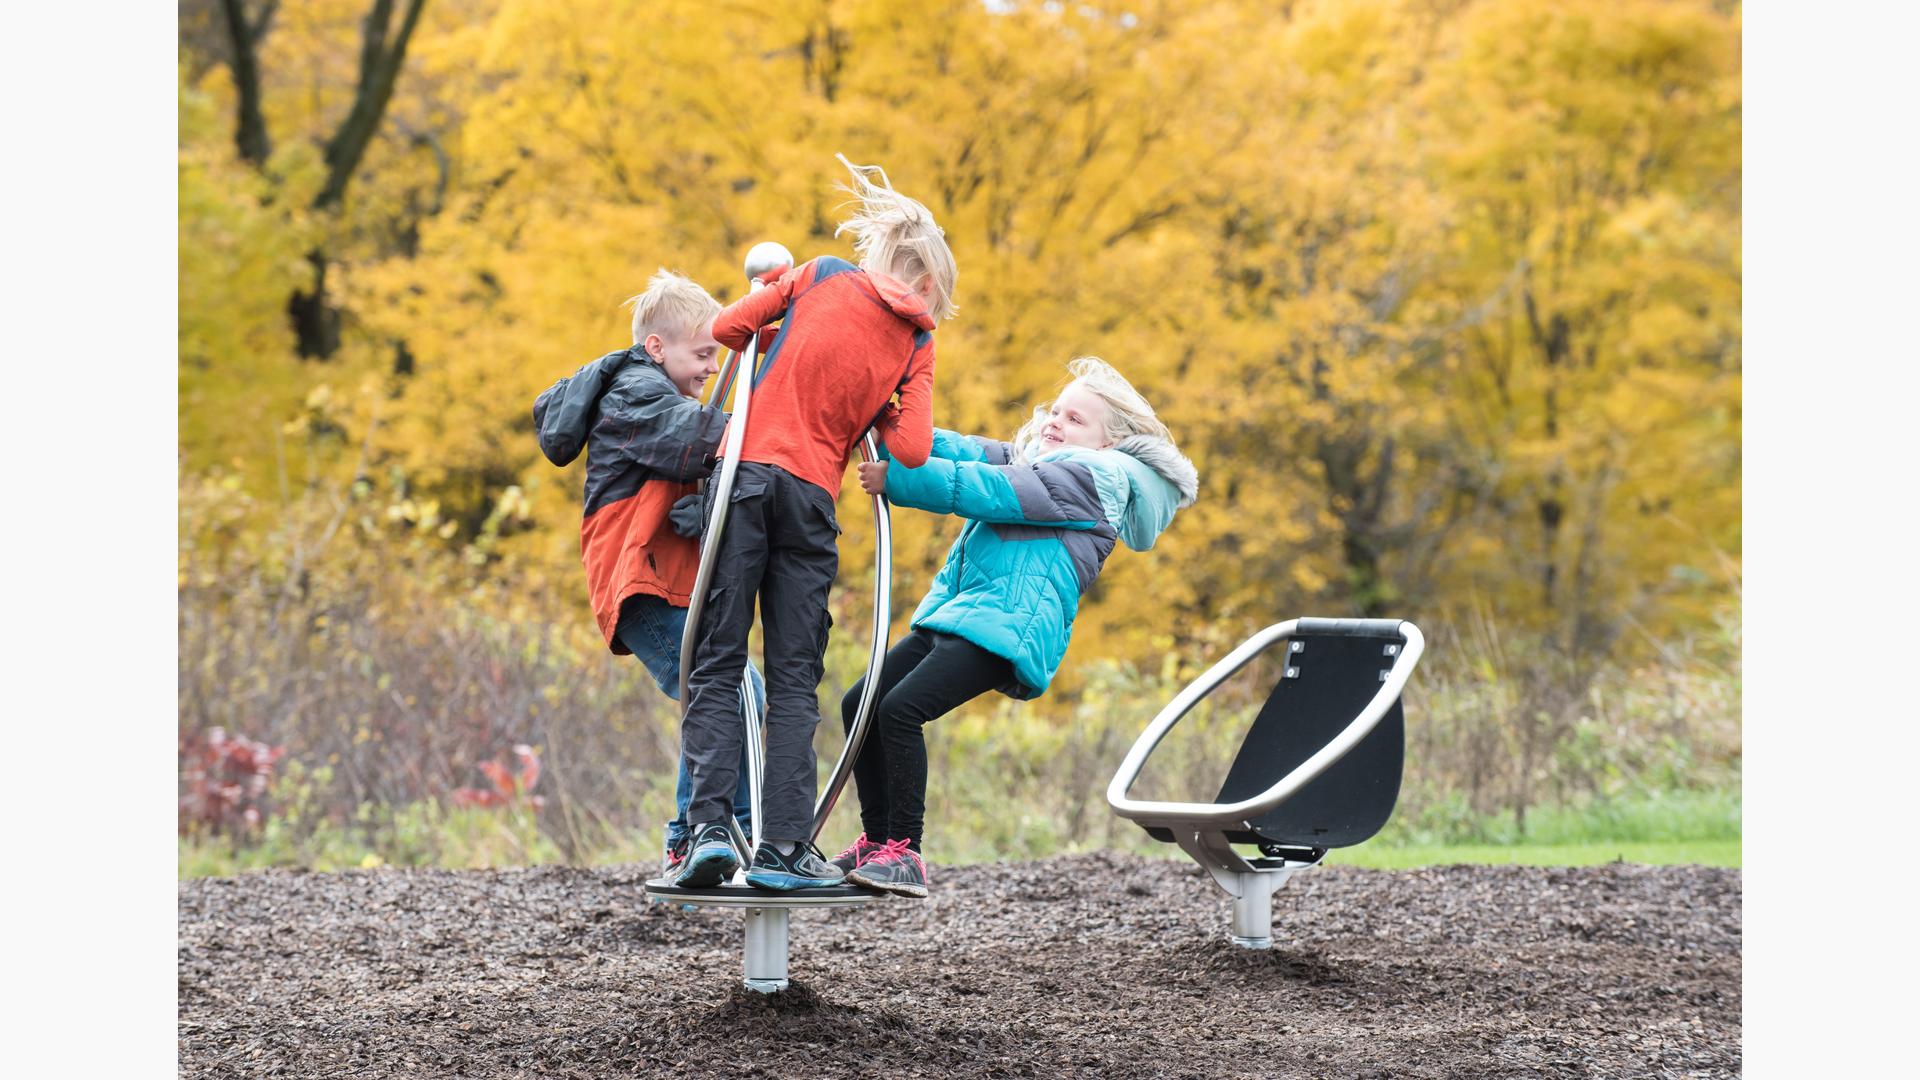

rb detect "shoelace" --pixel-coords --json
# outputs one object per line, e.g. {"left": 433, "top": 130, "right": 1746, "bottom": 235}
{"left": 795, "top": 841, "right": 839, "bottom": 872}
{"left": 869, "top": 838, "right": 923, "bottom": 871}
{"left": 835, "top": 833, "right": 880, "bottom": 866}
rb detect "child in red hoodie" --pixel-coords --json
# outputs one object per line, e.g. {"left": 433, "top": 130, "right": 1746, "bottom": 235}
{"left": 674, "top": 157, "right": 957, "bottom": 891}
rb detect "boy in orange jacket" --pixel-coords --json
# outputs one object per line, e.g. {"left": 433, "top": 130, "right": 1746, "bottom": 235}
{"left": 533, "top": 269, "right": 759, "bottom": 875}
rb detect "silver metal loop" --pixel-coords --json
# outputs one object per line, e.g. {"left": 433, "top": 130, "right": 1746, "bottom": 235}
{"left": 811, "top": 430, "right": 891, "bottom": 841}
{"left": 1106, "top": 619, "right": 1425, "bottom": 827}
{"left": 678, "top": 331, "right": 762, "bottom": 858}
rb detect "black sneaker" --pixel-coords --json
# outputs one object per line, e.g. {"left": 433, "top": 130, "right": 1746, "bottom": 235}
{"left": 745, "top": 840, "right": 846, "bottom": 891}
{"left": 829, "top": 832, "right": 885, "bottom": 875}
{"left": 673, "top": 822, "right": 740, "bottom": 888}
{"left": 845, "top": 839, "right": 928, "bottom": 898}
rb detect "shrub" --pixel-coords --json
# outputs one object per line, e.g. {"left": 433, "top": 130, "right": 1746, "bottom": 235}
{"left": 179, "top": 727, "right": 286, "bottom": 835}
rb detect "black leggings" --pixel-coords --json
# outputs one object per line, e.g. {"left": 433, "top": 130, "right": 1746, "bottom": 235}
{"left": 839, "top": 628, "right": 1013, "bottom": 851}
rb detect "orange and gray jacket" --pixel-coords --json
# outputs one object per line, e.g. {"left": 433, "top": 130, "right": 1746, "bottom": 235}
{"left": 533, "top": 346, "right": 727, "bottom": 652}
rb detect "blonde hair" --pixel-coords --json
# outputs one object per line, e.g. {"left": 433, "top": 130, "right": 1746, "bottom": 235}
{"left": 625, "top": 268, "right": 721, "bottom": 346}
{"left": 1012, "top": 356, "right": 1176, "bottom": 463}
{"left": 834, "top": 153, "right": 958, "bottom": 322}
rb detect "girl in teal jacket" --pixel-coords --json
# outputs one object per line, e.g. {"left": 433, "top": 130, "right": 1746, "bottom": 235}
{"left": 833, "top": 357, "right": 1198, "bottom": 897}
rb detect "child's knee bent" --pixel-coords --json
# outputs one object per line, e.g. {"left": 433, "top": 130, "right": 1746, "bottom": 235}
{"left": 878, "top": 694, "right": 936, "bottom": 737}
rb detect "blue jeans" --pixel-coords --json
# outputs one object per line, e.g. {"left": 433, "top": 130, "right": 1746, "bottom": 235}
{"left": 614, "top": 594, "right": 762, "bottom": 848}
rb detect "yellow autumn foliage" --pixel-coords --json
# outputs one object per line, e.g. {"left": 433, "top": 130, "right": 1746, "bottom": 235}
{"left": 180, "top": 0, "right": 1741, "bottom": 692}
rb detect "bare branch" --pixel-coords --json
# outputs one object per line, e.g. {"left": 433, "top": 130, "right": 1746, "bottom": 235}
{"left": 251, "top": 0, "right": 279, "bottom": 44}
{"left": 316, "top": 0, "right": 431, "bottom": 210}
{"left": 392, "top": 118, "right": 451, "bottom": 216}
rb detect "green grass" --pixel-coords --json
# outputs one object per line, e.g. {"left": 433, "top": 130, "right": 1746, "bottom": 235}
{"left": 1329, "top": 838, "right": 1741, "bottom": 869}
{"left": 1370, "top": 787, "right": 1741, "bottom": 847}
{"left": 1322, "top": 787, "right": 1742, "bottom": 868}
{"left": 181, "top": 782, "right": 1743, "bottom": 878}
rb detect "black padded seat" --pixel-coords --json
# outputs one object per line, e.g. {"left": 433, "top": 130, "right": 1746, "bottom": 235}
{"left": 1140, "top": 630, "right": 1404, "bottom": 851}
{"left": 1110, "top": 616, "right": 1422, "bottom": 949}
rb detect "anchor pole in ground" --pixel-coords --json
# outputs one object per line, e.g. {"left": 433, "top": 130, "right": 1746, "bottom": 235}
{"left": 743, "top": 906, "right": 791, "bottom": 992}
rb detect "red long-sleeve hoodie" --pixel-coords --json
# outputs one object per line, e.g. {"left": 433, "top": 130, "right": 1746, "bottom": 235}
{"left": 709, "top": 256, "right": 936, "bottom": 493}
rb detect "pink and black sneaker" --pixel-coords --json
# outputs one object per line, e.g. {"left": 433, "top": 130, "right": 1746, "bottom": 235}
{"left": 830, "top": 832, "right": 885, "bottom": 875}
{"left": 846, "top": 838, "right": 929, "bottom": 898}
{"left": 651, "top": 833, "right": 699, "bottom": 911}
{"left": 662, "top": 833, "right": 689, "bottom": 879}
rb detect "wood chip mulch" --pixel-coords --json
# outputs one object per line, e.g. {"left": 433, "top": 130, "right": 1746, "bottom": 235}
{"left": 179, "top": 851, "right": 1740, "bottom": 1078}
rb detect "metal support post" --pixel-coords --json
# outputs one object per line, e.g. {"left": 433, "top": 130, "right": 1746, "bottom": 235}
{"left": 743, "top": 907, "right": 791, "bottom": 992}
{"left": 1229, "top": 872, "right": 1282, "bottom": 949}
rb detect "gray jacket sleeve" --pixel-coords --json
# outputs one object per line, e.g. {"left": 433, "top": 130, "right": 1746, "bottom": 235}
{"left": 884, "top": 452, "right": 1105, "bottom": 529}
{"left": 533, "top": 350, "right": 627, "bottom": 467}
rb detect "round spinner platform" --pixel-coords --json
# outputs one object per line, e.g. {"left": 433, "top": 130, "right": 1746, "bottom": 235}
{"left": 643, "top": 877, "right": 875, "bottom": 908}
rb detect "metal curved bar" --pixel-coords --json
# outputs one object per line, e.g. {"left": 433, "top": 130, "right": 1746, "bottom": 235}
{"left": 739, "top": 663, "right": 766, "bottom": 855}
{"left": 809, "top": 430, "right": 892, "bottom": 842}
{"left": 677, "top": 346, "right": 757, "bottom": 703}
{"left": 709, "top": 342, "right": 744, "bottom": 415}
{"left": 1105, "top": 619, "right": 1425, "bottom": 828}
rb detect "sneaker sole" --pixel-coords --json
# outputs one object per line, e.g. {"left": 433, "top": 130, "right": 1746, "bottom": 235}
{"left": 744, "top": 869, "right": 845, "bottom": 891}
{"left": 845, "top": 868, "right": 929, "bottom": 899}
{"left": 673, "top": 847, "right": 739, "bottom": 889}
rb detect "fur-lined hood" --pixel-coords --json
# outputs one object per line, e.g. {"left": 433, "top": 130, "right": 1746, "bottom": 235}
{"left": 1115, "top": 435, "right": 1199, "bottom": 507}
{"left": 1048, "top": 435, "right": 1199, "bottom": 553}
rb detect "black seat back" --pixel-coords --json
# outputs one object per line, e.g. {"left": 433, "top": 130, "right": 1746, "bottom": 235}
{"left": 1212, "top": 632, "right": 1405, "bottom": 848}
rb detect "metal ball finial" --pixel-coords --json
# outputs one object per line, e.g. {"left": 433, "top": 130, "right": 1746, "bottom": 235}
{"left": 743, "top": 242, "right": 793, "bottom": 287}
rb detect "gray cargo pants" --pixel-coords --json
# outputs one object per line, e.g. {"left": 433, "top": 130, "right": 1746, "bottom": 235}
{"left": 681, "top": 461, "right": 840, "bottom": 842}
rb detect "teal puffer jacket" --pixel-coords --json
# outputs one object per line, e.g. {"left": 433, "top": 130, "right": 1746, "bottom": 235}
{"left": 885, "top": 428, "right": 1199, "bottom": 699}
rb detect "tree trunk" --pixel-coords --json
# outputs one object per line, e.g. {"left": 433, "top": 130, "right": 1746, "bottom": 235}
{"left": 293, "top": 0, "right": 431, "bottom": 359}
{"left": 1523, "top": 286, "right": 1571, "bottom": 611}
{"left": 288, "top": 251, "right": 342, "bottom": 360}
{"left": 218, "top": 0, "right": 277, "bottom": 165}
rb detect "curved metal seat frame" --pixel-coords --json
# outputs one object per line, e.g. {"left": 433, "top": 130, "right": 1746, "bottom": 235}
{"left": 640, "top": 243, "right": 892, "bottom": 992}
{"left": 1107, "top": 617, "right": 1425, "bottom": 948}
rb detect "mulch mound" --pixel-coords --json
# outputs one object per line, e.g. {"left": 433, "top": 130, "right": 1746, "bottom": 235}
{"left": 179, "top": 852, "right": 1740, "bottom": 1078}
